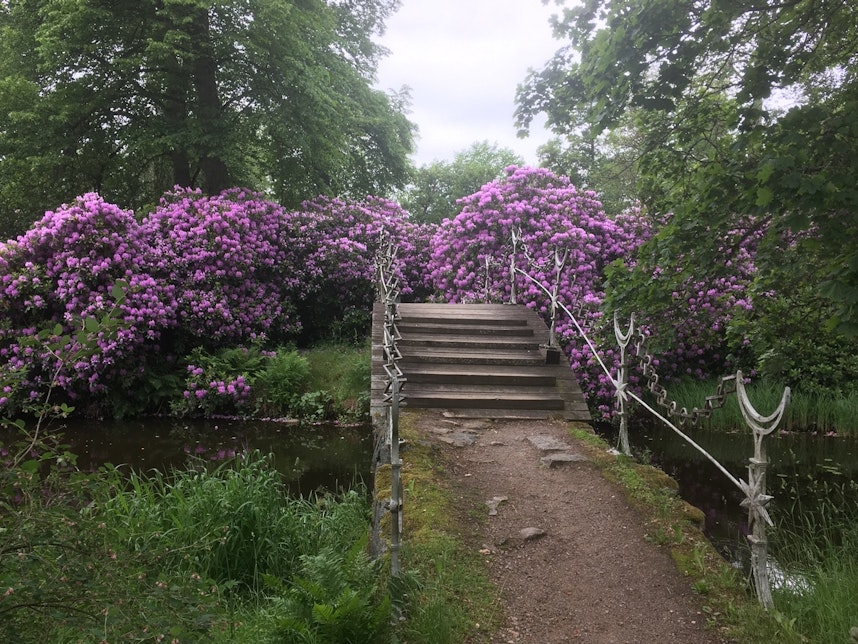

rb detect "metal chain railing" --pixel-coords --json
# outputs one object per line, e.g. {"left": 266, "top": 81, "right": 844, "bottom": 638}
{"left": 374, "top": 231, "right": 406, "bottom": 578}
{"left": 506, "top": 231, "right": 789, "bottom": 608}
{"left": 613, "top": 313, "right": 788, "bottom": 608}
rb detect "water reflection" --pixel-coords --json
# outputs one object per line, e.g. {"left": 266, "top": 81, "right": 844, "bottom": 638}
{"left": 53, "top": 417, "right": 374, "bottom": 496}
{"left": 599, "top": 422, "right": 858, "bottom": 562}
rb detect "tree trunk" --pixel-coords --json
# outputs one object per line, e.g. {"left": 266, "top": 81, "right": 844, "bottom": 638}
{"left": 190, "top": 9, "right": 230, "bottom": 194}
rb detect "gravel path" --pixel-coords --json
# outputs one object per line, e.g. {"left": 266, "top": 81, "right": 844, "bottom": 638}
{"left": 410, "top": 411, "right": 733, "bottom": 643}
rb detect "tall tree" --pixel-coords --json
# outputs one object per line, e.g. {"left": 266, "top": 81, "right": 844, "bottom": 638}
{"left": 536, "top": 119, "right": 641, "bottom": 215}
{"left": 398, "top": 141, "right": 523, "bottom": 223}
{"left": 516, "top": 0, "right": 858, "bottom": 332}
{"left": 0, "top": 0, "right": 414, "bottom": 237}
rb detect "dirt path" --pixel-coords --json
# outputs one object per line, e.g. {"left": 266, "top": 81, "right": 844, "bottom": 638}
{"left": 409, "top": 411, "right": 732, "bottom": 644}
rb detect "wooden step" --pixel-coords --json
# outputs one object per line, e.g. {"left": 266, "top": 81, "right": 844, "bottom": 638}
{"left": 399, "top": 334, "right": 539, "bottom": 351}
{"left": 399, "top": 347, "right": 545, "bottom": 366}
{"left": 404, "top": 386, "right": 566, "bottom": 410}
{"left": 397, "top": 322, "right": 534, "bottom": 336}
{"left": 371, "top": 302, "right": 592, "bottom": 422}
{"left": 404, "top": 364, "right": 556, "bottom": 387}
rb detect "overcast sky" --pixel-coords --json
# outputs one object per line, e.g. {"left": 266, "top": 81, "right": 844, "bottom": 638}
{"left": 374, "top": 0, "right": 563, "bottom": 167}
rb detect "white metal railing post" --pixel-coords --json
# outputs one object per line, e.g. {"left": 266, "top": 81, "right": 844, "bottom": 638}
{"left": 389, "top": 374, "right": 403, "bottom": 577}
{"left": 510, "top": 228, "right": 520, "bottom": 305}
{"left": 613, "top": 312, "right": 634, "bottom": 456}
{"left": 548, "top": 248, "right": 569, "bottom": 349}
{"left": 736, "top": 371, "right": 789, "bottom": 610}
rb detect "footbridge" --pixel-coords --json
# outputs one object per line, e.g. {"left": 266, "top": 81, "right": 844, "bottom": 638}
{"left": 370, "top": 302, "right": 591, "bottom": 423}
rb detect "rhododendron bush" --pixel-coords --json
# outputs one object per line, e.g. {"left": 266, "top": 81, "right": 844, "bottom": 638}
{"left": 425, "top": 166, "right": 761, "bottom": 417}
{"left": 0, "top": 171, "right": 784, "bottom": 422}
{"left": 0, "top": 194, "right": 177, "bottom": 407}
{"left": 295, "top": 195, "right": 434, "bottom": 343}
{"left": 426, "top": 166, "right": 656, "bottom": 414}
{"left": 140, "top": 188, "right": 303, "bottom": 343}
{"left": 0, "top": 189, "right": 431, "bottom": 417}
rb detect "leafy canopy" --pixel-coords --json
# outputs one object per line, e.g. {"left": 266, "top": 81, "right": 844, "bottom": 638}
{"left": 397, "top": 141, "right": 523, "bottom": 224}
{"left": 0, "top": 0, "right": 414, "bottom": 237}
{"left": 516, "top": 0, "right": 858, "bottom": 332}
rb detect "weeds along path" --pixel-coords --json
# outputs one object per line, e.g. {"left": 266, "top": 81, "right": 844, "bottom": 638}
{"left": 407, "top": 411, "right": 734, "bottom": 644}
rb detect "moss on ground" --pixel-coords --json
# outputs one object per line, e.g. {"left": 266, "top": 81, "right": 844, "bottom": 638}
{"left": 373, "top": 411, "right": 501, "bottom": 643}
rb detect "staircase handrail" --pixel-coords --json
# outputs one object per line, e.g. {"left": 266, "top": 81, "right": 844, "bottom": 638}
{"left": 373, "top": 231, "right": 405, "bottom": 579}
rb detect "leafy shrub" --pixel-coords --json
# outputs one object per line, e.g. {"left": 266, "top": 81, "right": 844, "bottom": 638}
{"left": 267, "top": 544, "right": 390, "bottom": 643}
{"left": 171, "top": 345, "right": 263, "bottom": 417}
{"left": 253, "top": 349, "right": 311, "bottom": 415}
{"left": 139, "top": 187, "right": 303, "bottom": 345}
{"left": 0, "top": 195, "right": 176, "bottom": 407}
{"left": 291, "top": 390, "right": 336, "bottom": 422}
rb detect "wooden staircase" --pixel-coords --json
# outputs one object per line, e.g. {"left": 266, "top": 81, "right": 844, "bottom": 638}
{"left": 371, "top": 302, "right": 591, "bottom": 422}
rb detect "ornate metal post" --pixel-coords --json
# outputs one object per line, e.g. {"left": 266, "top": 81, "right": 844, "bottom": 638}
{"left": 389, "top": 375, "right": 403, "bottom": 578}
{"left": 510, "top": 228, "right": 520, "bottom": 305}
{"left": 548, "top": 247, "right": 569, "bottom": 350}
{"left": 373, "top": 230, "right": 407, "bottom": 582}
{"left": 613, "top": 312, "right": 634, "bottom": 456}
{"left": 736, "top": 371, "right": 790, "bottom": 610}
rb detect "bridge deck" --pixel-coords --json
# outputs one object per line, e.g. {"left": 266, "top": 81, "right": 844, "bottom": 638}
{"left": 371, "top": 302, "right": 591, "bottom": 422}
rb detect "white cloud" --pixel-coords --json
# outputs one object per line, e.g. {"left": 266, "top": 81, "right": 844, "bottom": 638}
{"left": 375, "top": 0, "right": 561, "bottom": 166}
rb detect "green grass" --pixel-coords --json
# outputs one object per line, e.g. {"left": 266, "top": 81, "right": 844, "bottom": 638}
{"left": 773, "top": 526, "right": 858, "bottom": 643}
{"left": 654, "top": 378, "right": 858, "bottom": 434}
{"left": 1, "top": 450, "right": 389, "bottom": 643}
{"left": 768, "top": 479, "right": 858, "bottom": 643}
{"left": 304, "top": 340, "right": 372, "bottom": 421}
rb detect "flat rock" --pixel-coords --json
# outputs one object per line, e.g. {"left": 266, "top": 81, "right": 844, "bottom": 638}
{"left": 437, "top": 430, "right": 478, "bottom": 447}
{"left": 527, "top": 434, "right": 570, "bottom": 452}
{"left": 540, "top": 452, "right": 589, "bottom": 468}
{"left": 519, "top": 527, "right": 547, "bottom": 541}
{"left": 485, "top": 496, "right": 509, "bottom": 516}
{"left": 441, "top": 414, "right": 493, "bottom": 431}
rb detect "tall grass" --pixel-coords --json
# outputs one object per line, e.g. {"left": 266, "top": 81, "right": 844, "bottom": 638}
{"left": 771, "top": 482, "right": 858, "bottom": 643}
{"left": 2, "top": 450, "right": 389, "bottom": 642}
{"left": 652, "top": 378, "right": 858, "bottom": 434}
{"left": 103, "top": 451, "right": 371, "bottom": 592}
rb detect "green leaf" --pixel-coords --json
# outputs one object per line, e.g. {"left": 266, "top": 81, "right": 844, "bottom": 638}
{"left": 755, "top": 187, "right": 773, "bottom": 207}
{"left": 111, "top": 280, "right": 127, "bottom": 301}
{"left": 20, "top": 459, "right": 39, "bottom": 473}
{"left": 84, "top": 317, "right": 99, "bottom": 333}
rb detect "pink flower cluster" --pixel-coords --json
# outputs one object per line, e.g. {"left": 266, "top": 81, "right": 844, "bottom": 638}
{"left": 425, "top": 166, "right": 654, "bottom": 413}
{"left": 0, "top": 194, "right": 177, "bottom": 400}
{"left": 140, "top": 187, "right": 301, "bottom": 342}
{"left": 300, "top": 194, "right": 434, "bottom": 303}
{"left": 0, "top": 188, "right": 430, "bottom": 415}
{"left": 177, "top": 364, "right": 251, "bottom": 416}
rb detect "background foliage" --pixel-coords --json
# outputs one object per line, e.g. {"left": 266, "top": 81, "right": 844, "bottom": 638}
{"left": 517, "top": 0, "right": 858, "bottom": 334}
{"left": 0, "top": 0, "right": 413, "bottom": 238}
{"left": 397, "top": 141, "right": 523, "bottom": 224}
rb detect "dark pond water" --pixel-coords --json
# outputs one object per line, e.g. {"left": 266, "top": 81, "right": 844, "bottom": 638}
{"left": 43, "top": 417, "right": 375, "bottom": 496}
{"left": 597, "top": 421, "right": 858, "bottom": 565}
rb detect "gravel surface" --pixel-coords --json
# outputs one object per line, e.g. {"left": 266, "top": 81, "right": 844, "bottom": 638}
{"left": 411, "top": 411, "right": 733, "bottom": 644}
